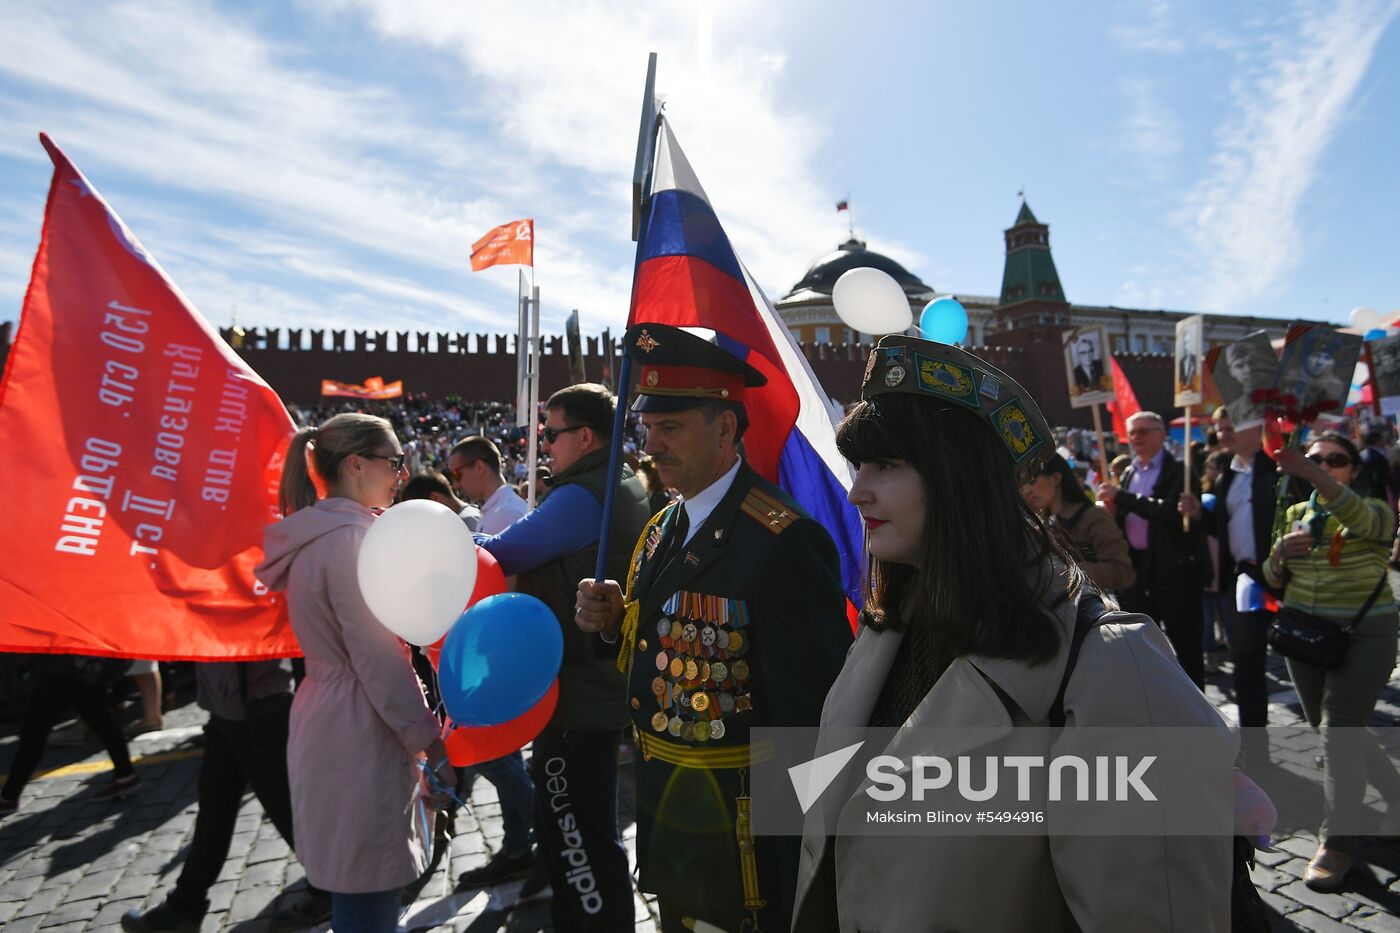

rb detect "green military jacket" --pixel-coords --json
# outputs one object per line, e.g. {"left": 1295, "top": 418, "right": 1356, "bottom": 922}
{"left": 616, "top": 460, "right": 851, "bottom": 931}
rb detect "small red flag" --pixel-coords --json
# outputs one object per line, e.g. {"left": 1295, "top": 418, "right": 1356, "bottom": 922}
{"left": 0, "top": 135, "right": 297, "bottom": 660}
{"left": 470, "top": 218, "right": 534, "bottom": 271}
{"left": 1106, "top": 356, "right": 1141, "bottom": 443}
{"left": 835, "top": 199, "right": 849, "bottom": 212}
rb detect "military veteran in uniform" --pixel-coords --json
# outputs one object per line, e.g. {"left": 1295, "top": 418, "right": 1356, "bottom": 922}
{"left": 575, "top": 323, "right": 852, "bottom": 933}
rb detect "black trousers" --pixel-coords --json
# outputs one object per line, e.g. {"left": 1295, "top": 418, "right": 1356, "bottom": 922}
{"left": 1123, "top": 549, "right": 1206, "bottom": 689}
{"left": 168, "top": 695, "right": 322, "bottom": 917}
{"left": 532, "top": 724, "right": 633, "bottom": 932}
{"left": 1, "top": 671, "right": 133, "bottom": 801}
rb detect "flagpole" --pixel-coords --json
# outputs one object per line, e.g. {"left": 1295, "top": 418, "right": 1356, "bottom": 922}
{"left": 1182, "top": 405, "right": 1193, "bottom": 532}
{"left": 595, "top": 52, "right": 659, "bottom": 587}
{"left": 1090, "top": 403, "right": 1110, "bottom": 489}
{"left": 525, "top": 285, "right": 541, "bottom": 508}
{"left": 847, "top": 191, "right": 853, "bottom": 240}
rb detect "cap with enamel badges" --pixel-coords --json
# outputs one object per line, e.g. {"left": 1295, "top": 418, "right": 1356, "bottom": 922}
{"left": 624, "top": 323, "right": 767, "bottom": 413}
{"left": 860, "top": 335, "right": 1054, "bottom": 483}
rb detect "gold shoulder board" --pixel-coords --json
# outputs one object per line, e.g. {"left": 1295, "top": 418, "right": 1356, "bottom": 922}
{"left": 740, "top": 487, "right": 799, "bottom": 535}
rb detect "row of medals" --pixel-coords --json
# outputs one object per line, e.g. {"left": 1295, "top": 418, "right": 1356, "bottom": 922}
{"left": 644, "top": 616, "right": 752, "bottom": 742}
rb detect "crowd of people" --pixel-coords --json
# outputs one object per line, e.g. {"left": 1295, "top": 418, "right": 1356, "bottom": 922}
{"left": 5, "top": 334, "right": 1400, "bottom": 931}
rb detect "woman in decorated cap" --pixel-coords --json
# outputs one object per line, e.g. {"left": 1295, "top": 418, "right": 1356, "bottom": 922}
{"left": 790, "top": 336, "right": 1242, "bottom": 932}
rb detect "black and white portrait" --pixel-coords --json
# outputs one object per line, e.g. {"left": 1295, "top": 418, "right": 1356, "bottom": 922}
{"left": 1209, "top": 331, "right": 1277, "bottom": 429}
{"left": 1062, "top": 326, "right": 1114, "bottom": 408}
{"left": 1174, "top": 315, "right": 1203, "bottom": 407}
{"left": 1276, "top": 326, "right": 1361, "bottom": 421}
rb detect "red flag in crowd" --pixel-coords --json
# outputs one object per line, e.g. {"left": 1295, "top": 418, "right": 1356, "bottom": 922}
{"left": 0, "top": 134, "right": 298, "bottom": 660}
{"left": 321, "top": 376, "right": 404, "bottom": 400}
{"left": 1106, "top": 355, "right": 1140, "bottom": 443}
{"left": 470, "top": 218, "right": 534, "bottom": 271}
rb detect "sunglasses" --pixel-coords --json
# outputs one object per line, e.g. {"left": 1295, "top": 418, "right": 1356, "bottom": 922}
{"left": 1307, "top": 452, "right": 1354, "bottom": 469}
{"left": 542, "top": 424, "right": 585, "bottom": 443}
{"left": 363, "top": 453, "right": 406, "bottom": 471}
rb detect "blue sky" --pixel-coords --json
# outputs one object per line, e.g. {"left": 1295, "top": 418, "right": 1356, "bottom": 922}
{"left": 0, "top": 0, "right": 1396, "bottom": 339}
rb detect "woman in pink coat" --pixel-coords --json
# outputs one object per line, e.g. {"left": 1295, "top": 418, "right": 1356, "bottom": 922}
{"left": 256, "top": 413, "right": 456, "bottom": 933}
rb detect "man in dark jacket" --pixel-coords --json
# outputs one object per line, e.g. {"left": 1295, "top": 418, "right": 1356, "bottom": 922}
{"left": 1098, "top": 410, "right": 1210, "bottom": 687}
{"left": 476, "top": 383, "right": 651, "bottom": 932}
{"left": 575, "top": 325, "right": 852, "bottom": 933}
{"left": 1180, "top": 408, "right": 1279, "bottom": 768}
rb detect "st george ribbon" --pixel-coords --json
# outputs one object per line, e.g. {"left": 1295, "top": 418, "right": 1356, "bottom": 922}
{"left": 0, "top": 134, "right": 297, "bottom": 660}
{"left": 629, "top": 117, "right": 865, "bottom": 616}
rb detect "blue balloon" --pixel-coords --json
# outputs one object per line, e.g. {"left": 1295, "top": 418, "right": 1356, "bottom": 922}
{"left": 1365, "top": 328, "right": 1387, "bottom": 341}
{"left": 919, "top": 297, "right": 969, "bottom": 344}
{"left": 438, "top": 592, "right": 562, "bottom": 726}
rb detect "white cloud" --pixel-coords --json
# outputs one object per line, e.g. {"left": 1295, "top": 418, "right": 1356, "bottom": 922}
{"left": 0, "top": 0, "right": 886, "bottom": 340}
{"left": 1116, "top": 77, "right": 1184, "bottom": 185}
{"left": 1179, "top": 0, "right": 1399, "bottom": 311}
{"left": 1111, "top": 0, "right": 1187, "bottom": 54}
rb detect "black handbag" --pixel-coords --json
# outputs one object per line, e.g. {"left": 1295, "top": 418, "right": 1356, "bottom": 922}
{"left": 1267, "top": 573, "right": 1387, "bottom": 669}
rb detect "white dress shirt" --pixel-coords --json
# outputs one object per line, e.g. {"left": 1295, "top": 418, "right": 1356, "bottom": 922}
{"left": 677, "top": 458, "right": 743, "bottom": 546}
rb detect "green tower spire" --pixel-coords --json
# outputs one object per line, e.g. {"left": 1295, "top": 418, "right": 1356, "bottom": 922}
{"left": 998, "top": 199, "right": 1066, "bottom": 309}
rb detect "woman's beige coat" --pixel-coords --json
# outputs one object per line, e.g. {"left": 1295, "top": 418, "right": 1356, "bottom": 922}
{"left": 256, "top": 498, "right": 442, "bottom": 894}
{"left": 792, "top": 589, "right": 1238, "bottom": 932}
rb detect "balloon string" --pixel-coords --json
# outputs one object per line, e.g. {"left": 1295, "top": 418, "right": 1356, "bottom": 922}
{"left": 418, "top": 760, "right": 468, "bottom": 809}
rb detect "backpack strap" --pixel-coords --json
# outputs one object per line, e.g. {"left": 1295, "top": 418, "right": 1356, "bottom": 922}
{"left": 1049, "top": 594, "right": 1107, "bottom": 729}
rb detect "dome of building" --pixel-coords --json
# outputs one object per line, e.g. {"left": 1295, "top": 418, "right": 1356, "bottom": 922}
{"left": 784, "top": 238, "right": 931, "bottom": 299}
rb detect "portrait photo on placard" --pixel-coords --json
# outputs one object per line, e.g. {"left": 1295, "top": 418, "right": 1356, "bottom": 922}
{"left": 1276, "top": 325, "right": 1362, "bottom": 420}
{"left": 1371, "top": 333, "right": 1400, "bottom": 416}
{"left": 1174, "top": 315, "right": 1204, "bottom": 407}
{"left": 1063, "top": 326, "right": 1114, "bottom": 408}
{"left": 1209, "top": 331, "right": 1278, "bottom": 429}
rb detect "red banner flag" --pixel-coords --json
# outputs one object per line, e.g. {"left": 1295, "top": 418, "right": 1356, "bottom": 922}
{"left": 1106, "top": 355, "right": 1140, "bottom": 443}
{"left": 320, "top": 377, "right": 404, "bottom": 400}
{"left": 470, "top": 218, "right": 534, "bottom": 271}
{"left": 0, "top": 134, "right": 298, "bottom": 660}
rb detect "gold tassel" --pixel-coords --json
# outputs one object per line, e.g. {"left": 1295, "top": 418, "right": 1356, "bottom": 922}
{"left": 615, "top": 509, "right": 664, "bottom": 674}
{"left": 735, "top": 769, "right": 765, "bottom": 930}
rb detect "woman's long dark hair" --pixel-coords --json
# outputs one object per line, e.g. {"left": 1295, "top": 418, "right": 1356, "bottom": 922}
{"left": 836, "top": 396, "right": 1086, "bottom": 665}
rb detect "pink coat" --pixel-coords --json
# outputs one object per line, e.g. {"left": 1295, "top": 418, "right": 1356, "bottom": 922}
{"left": 256, "top": 498, "right": 441, "bottom": 893}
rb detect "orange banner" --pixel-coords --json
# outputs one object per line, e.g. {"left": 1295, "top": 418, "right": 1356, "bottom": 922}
{"left": 320, "top": 377, "right": 404, "bottom": 400}
{"left": 0, "top": 134, "right": 298, "bottom": 660}
{"left": 470, "top": 218, "right": 534, "bottom": 271}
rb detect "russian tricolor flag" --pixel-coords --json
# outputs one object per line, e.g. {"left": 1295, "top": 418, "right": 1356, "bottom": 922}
{"left": 629, "top": 118, "right": 865, "bottom": 615}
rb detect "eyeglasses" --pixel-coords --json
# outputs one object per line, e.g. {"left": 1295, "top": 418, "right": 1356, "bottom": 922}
{"left": 542, "top": 424, "right": 585, "bottom": 444}
{"left": 362, "top": 452, "right": 406, "bottom": 471}
{"left": 1307, "top": 453, "right": 1354, "bottom": 468}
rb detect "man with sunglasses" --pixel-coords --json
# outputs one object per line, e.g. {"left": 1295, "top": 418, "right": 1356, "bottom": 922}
{"left": 473, "top": 383, "right": 652, "bottom": 931}
{"left": 447, "top": 436, "right": 528, "bottom": 535}
{"left": 1180, "top": 408, "right": 1281, "bottom": 769}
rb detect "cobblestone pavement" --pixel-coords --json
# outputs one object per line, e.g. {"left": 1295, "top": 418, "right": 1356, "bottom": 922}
{"left": 2, "top": 651, "right": 1399, "bottom": 932}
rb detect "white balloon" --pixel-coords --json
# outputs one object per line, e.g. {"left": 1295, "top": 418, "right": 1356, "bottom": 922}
{"left": 1349, "top": 306, "right": 1381, "bottom": 330}
{"left": 832, "top": 267, "right": 913, "bottom": 336}
{"left": 357, "top": 499, "right": 478, "bottom": 645}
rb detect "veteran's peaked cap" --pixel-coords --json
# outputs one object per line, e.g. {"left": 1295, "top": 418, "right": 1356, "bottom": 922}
{"left": 860, "top": 335, "right": 1054, "bottom": 483}
{"left": 624, "top": 323, "right": 766, "bottom": 413}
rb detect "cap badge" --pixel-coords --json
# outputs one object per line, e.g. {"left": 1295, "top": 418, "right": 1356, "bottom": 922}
{"left": 635, "top": 329, "right": 660, "bottom": 353}
{"left": 979, "top": 374, "right": 1001, "bottom": 401}
{"left": 646, "top": 369, "right": 660, "bottom": 387}
{"left": 883, "top": 346, "right": 906, "bottom": 366}
{"left": 915, "top": 354, "right": 979, "bottom": 409}
{"left": 990, "top": 398, "right": 1041, "bottom": 461}
{"left": 884, "top": 365, "right": 907, "bottom": 388}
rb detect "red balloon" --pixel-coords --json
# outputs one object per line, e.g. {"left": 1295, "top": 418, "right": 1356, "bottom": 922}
{"left": 444, "top": 679, "right": 558, "bottom": 766}
{"left": 425, "top": 547, "right": 508, "bottom": 670}
{"left": 470, "top": 547, "right": 507, "bottom": 605}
